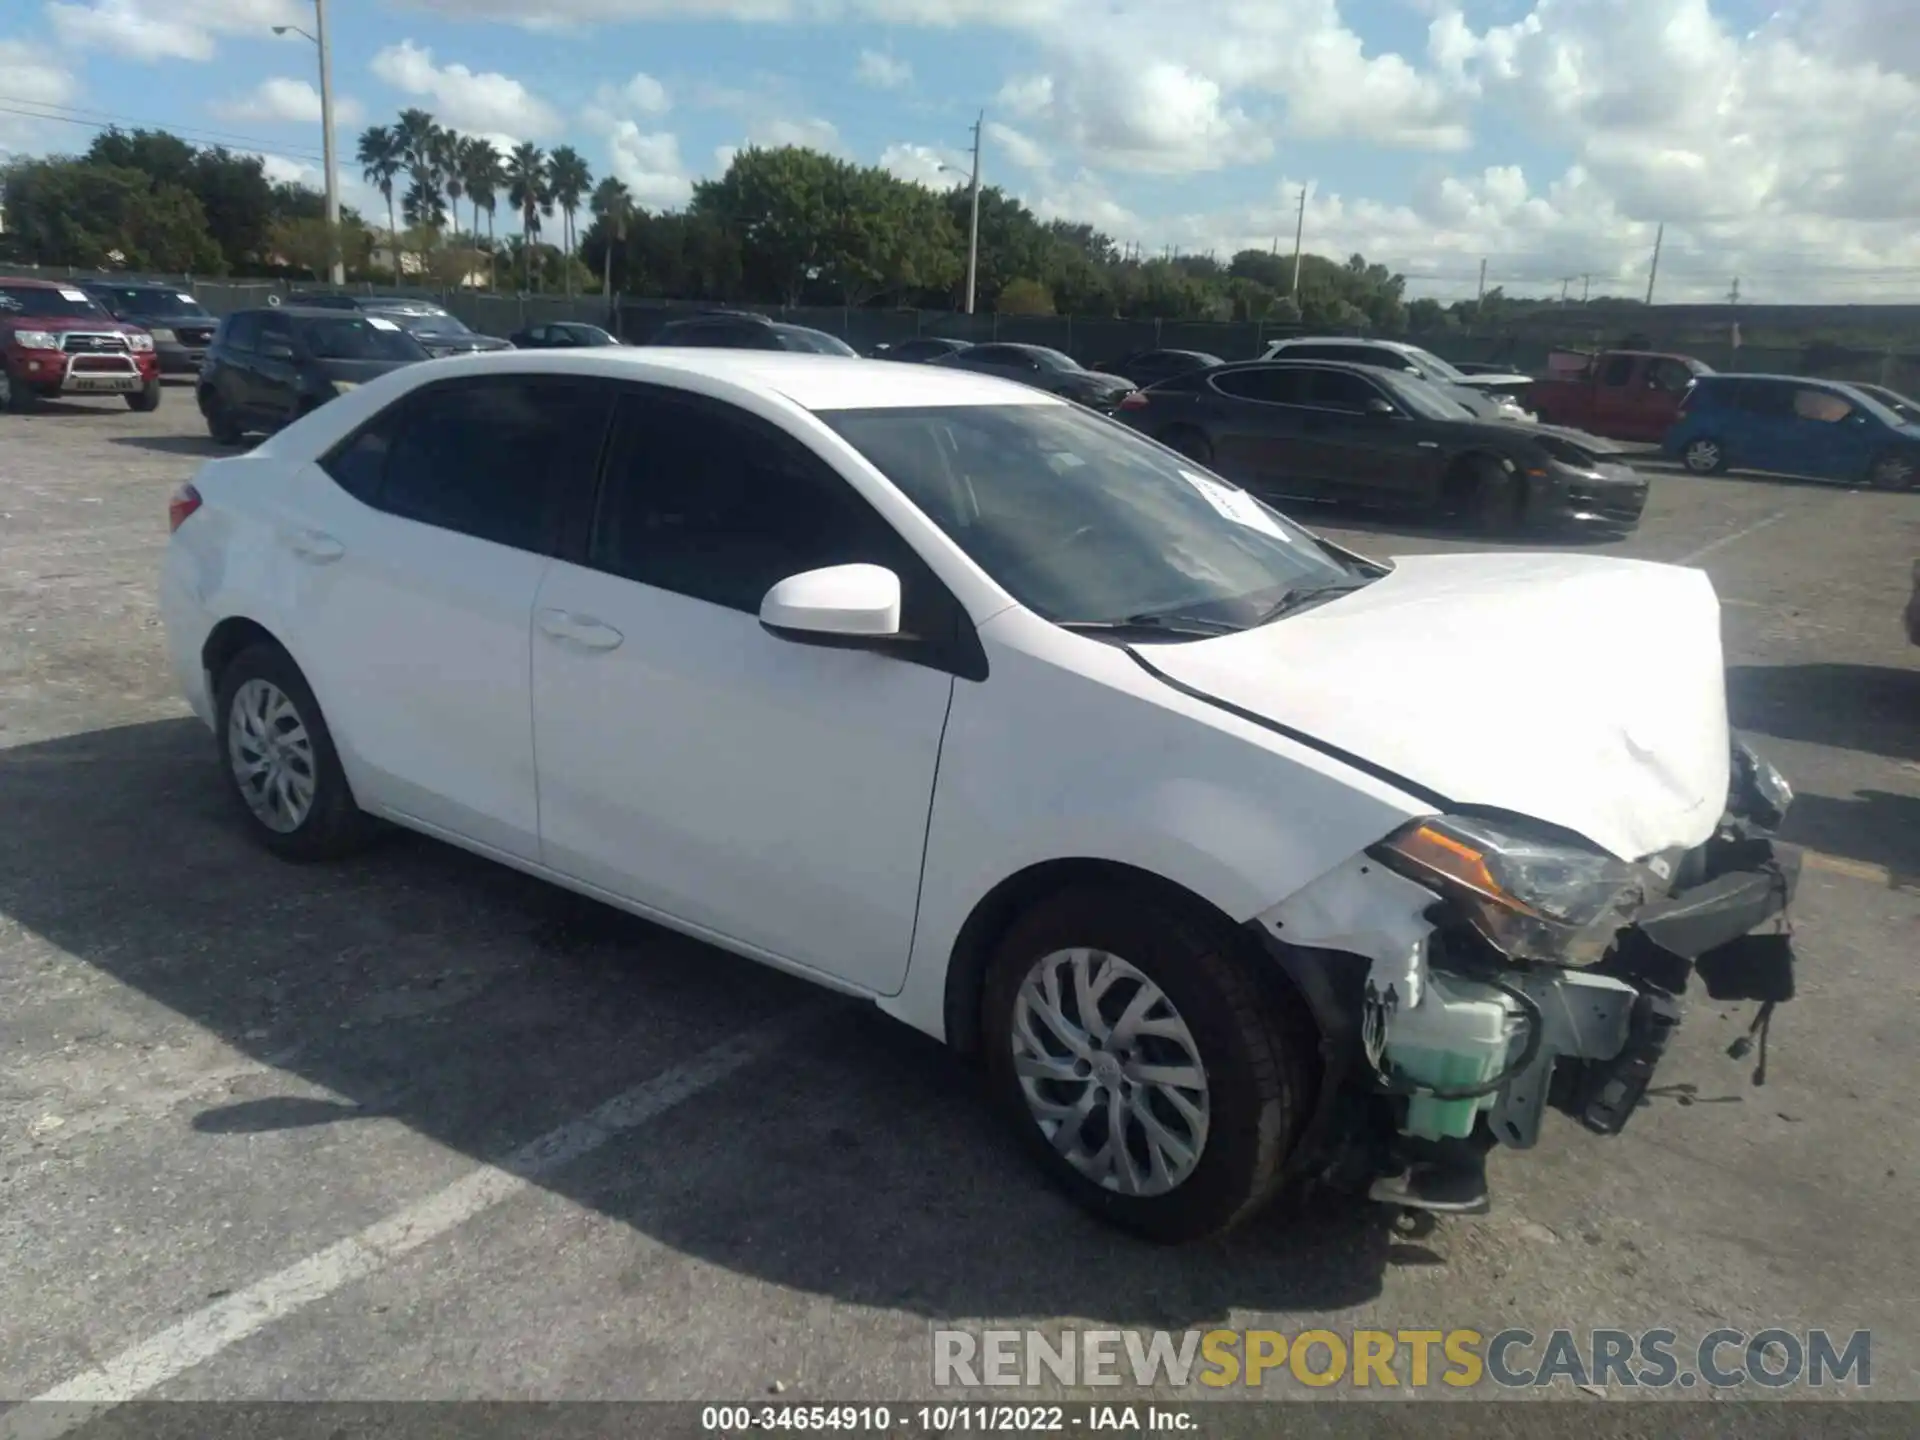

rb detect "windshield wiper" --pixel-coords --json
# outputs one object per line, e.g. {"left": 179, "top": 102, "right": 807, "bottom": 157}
{"left": 1252, "top": 581, "right": 1371, "bottom": 626}
{"left": 1058, "top": 613, "right": 1240, "bottom": 641}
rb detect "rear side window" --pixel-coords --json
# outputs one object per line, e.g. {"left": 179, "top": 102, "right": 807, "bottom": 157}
{"left": 326, "top": 378, "right": 614, "bottom": 553}
{"left": 1734, "top": 381, "right": 1796, "bottom": 417}
{"left": 1212, "top": 368, "right": 1310, "bottom": 404}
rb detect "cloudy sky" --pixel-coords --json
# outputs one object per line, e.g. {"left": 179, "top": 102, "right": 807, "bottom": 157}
{"left": 3, "top": 0, "right": 1917, "bottom": 301}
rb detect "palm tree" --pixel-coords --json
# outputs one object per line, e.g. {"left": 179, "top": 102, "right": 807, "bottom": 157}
{"left": 506, "top": 142, "right": 550, "bottom": 292}
{"left": 435, "top": 128, "right": 465, "bottom": 245}
{"left": 394, "top": 107, "right": 446, "bottom": 233}
{"left": 355, "top": 124, "right": 404, "bottom": 282}
{"left": 461, "top": 137, "right": 506, "bottom": 290}
{"left": 589, "top": 175, "right": 633, "bottom": 303}
{"left": 546, "top": 145, "right": 593, "bottom": 297}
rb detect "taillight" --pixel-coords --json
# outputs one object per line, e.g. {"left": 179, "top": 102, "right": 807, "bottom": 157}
{"left": 1118, "top": 390, "right": 1149, "bottom": 411}
{"left": 168, "top": 483, "right": 202, "bottom": 533}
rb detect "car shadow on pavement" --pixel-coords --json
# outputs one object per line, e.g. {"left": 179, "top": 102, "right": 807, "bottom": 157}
{"left": 1775, "top": 789, "right": 1920, "bottom": 883}
{"left": 0, "top": 718, "right": 1397, "bottom": 1331}
{"left": 110, "top": 434, "right": 243, "bottom": 457}
{"left": 1728, "top": 661, "right": 1920, "bottom": 763}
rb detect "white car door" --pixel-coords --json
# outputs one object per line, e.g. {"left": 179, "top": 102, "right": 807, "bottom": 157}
{"left": 530, "top": 385, "right": 966, "bottom": 994}
{"left": 293, "top": 373, "right": 613, "bottom": 860}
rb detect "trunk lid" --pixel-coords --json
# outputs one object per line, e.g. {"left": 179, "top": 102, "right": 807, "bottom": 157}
{"left": 1133, "top": 552, "right": 1731, "bottom": 860}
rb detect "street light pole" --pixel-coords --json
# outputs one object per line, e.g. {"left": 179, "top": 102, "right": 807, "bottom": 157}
{"left": 965, "top": 110, "right": 983, "bottom": 316}
{"left": 314, "top": 0, "right": 343, "bottom": 285}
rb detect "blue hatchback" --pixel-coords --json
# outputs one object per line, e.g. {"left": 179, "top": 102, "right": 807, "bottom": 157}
{"left": 1663, "top": 374, "right": 1920, "bottom": 490}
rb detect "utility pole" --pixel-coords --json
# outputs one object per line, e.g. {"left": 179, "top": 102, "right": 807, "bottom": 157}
{"left": 1645, "top": 222, "right": 1663, "bottom": 306}
{"left": 1289, "top": 186, "right": 1308, "bottom": 298}
{"left": 1581, "top": 274, "right": 1591, "bottom": 304}
{"left": 314, "top": 0, "right": 342, "bottom": 285}
{"left": 1559, "top": 276, "right": 1572, "bottom": 305}
{"left": 1727, "top": 276, "right": 1741, "bottom": 305}
{"left": 964, "top": 110, "right": 983, "bottom": 316}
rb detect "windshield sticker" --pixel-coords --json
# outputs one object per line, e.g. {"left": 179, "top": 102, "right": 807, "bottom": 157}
{"left": 365, "top": 316, "right": 401, "bottom": 331}
{"left": 59, "top": 288, "right": 91, "bottom": 302}
{"left": 1179, "top": 469, "right": 1292, "bottom": 542}
{"left": 177, "top": 293, "right": 197, "bottom": 305}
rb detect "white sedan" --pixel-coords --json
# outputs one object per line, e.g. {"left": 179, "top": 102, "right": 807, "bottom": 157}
{"left": 161, "top": 348, "right": 1800, "bottom": 1241}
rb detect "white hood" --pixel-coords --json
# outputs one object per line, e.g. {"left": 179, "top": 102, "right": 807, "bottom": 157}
{"left": 1136, "top": 552, "right": 1733, "bottom": 861}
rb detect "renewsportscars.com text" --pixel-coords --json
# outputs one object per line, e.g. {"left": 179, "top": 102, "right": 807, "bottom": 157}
{"left": 932, "top": 1327, "right": 1872, "bottom": 1391}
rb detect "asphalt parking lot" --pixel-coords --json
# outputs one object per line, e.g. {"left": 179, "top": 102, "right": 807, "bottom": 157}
{"left": 2, "top": 387, "right": 1917, "bottom": 1411}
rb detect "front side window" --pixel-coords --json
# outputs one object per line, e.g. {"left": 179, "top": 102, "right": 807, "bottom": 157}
{"left": 1792, "top": 388, "right": 1854, "bottom": 424}
{"left": 1303, "top": 369, "right": 1387, "bottom": 413}
{"left": 591, "top": 391, "right": 934, "bottom": 628}
{"left": 820, "top": 402, "right": 1362, "bottom": 630}
{"left": 1211, "top": 367, "right": 1309, "bottom": 405}
{"left": 378, "top": 379, "right": 613, "bottom": 552}
{"left": 1600, "top": 356, "right": 1636, "bottom": 386}
{"left": 301, "top": 316, "right": 431, "bottom": 362}
{"left": 222, "top": 313, "right": 262, "bottom": 352}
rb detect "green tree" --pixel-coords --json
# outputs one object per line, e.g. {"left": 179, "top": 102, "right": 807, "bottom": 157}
{"left": 395, "top": 108, "right": 446, "bottom": 230}
{"left": 460, "top": 137, "right": 506, "bottom": 289}
{"left": 995, "top": 277, "right": 1054, "bottom": 315}
{"left": 2, "top": 158, "right": 224, "bottom": 272}
{"left": 691, "top": 146, "right": 842, "bottom": 305}
{"left": 546, "top": 145, "right": 593, "bottom": 296}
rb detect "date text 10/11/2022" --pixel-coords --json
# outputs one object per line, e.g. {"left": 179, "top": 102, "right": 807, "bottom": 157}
{"left": 700, "top": 1406, "right": 1195, "bottom": 1432}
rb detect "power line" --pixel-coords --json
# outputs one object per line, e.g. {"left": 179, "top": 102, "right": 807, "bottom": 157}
{"left": 0, "top": 95, "right": 328, "bottom": 164}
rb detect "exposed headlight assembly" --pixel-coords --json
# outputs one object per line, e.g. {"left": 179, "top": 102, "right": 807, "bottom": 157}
{"left": 1372, "top": 814, "right": 1652, "bottom": 966}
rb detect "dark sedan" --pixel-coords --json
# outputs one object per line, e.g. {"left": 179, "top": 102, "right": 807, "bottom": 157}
{"left": 1094, "top": 348, "right": 1222, "bottom": 388}
{"left": 508, "top": 321, "right": 620, "bottom": 348}
{"left": 196, "top": 307, "right": 430, "bottom": 444}
{"left": 1116, "top": 359, "right": 1646, "bottom": 532}
{"left": 931, "top": 341, "right": 1136, "bottom": 412}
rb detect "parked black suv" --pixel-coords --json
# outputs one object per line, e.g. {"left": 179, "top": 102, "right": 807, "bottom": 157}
{"left": 284, "top": 293, "right": 513, "bottom": 357}
{"left": 79, "top": 279, "right": 219, "bottom": 374}
{"left": 647, "top": 309, "right": 857, "bottom": 355}
{"left": 197, "top": 306, "right": 431, "bottom": 444}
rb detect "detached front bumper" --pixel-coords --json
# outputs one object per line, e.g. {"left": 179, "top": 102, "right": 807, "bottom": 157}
{"left": 1256, "top": 745, "right": 1800, "bottom": 1215}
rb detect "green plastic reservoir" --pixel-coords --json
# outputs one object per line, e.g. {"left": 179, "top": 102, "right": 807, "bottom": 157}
{"left": 1384, "top": 971, "right": 1525, "bottom": 1141}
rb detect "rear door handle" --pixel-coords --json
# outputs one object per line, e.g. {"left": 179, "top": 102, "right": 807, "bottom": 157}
{"left": 286, "top": 528, "right": 345, "bottom": 563}
{"left": 536, "top": 608, "right": 624, "bottom": 651}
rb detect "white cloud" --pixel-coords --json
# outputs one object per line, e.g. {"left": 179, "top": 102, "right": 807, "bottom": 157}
{"left": 604, "top": 123, "right": 692, "bottom": 208}
{"left": 857, "top": 49, "right": 912, "bottom": 89}
{"left": 617, "top": 72, "right": 672, "bottom": 114}
{"left": 46, "top": 0, "right": 304, "bottom": 62}
{"left": 0, "top": 40, "right": 78, "bottom": 155}
{"left": 369, "top": 40, "right": 562, "bottom": 139}
{"left": 754, "top": 116, "right": 842, "bottom": 152}
{"left": 984, "top": 120, "right": 1048, "bottom": 174}
{"left": 214, "top": 77, "right": 365, "bottom": 128}
{"left": 879, "top": 142, "right": 958, "bottom": 188}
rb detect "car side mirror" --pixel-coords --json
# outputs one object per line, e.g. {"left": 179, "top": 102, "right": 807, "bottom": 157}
{"left": 1364, "top": 397, "right": 1399, "bottom": 417}
{"left": 759, "top": 563, "right": 902, "bottom": 643}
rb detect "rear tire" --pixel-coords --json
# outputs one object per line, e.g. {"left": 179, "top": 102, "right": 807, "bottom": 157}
{"left": 126, "top": 380, "right": 162, "bottom": 412}
{"left": 213, "top": 642, "right": 379, "bottom": 862}
{"left": 980, "top": 886, "right": 1312, "bottom": 1243}
{"left": 1867, "top": 450, "right": 1916, "bottom": 491}
{"left": 1160, "top": 426, "right": 1213, "bottom": 467}
{"left": 2, "top": 371, "right": 35, "bottom": 414}
{"left": 203, "top": 392, "right": 243, "bottom": 445}
{"left": 1682, "top": 436, "right": 1728, "bottom": 475}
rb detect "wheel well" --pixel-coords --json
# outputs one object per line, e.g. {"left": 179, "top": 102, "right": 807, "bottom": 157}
{"left": 1440, "top": 448, "right": 1509, "bottom": 501}
{"left": 201, "top": 617, "right": 283, "bottom": 693}
{"left": 941, "top": 858, "right": 1300, "bottom": 1056}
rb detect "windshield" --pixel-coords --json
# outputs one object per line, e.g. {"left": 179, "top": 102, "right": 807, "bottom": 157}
{"left": 0, "top": 284, "right": 111, "bottom": 319}
{"left": 88, "top": 287, "right": 211, "bottom": 319}
{"left": 780, "top": 328, "right": 857, "bottom": 356}
{"left": 386, "top": 309, "right": 473, "bottom": 338}
{"left": 1857, "top": 384, "right": 1920, "bottom": 423}
{"left": 821, "top": 402, "right": 1364, "bottom": 630}
{"left": 1835, "top": 385, "right": 1909, "bottom": 429}
{"left": 1383, "top": 371, "right": 1478, "bottom": 420}
{"left": 302, "top": 316, "right": 431, "bottom": 362}
{"left": 1023, "top": 346, "right": 1082, "bottom": 371}
{"left": 1400, "top": 345, "right": 1468, "bottom": 382}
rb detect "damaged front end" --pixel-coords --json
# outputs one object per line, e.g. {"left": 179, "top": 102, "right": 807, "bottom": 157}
{"left": 1253, "top": 739, "right": 1800, "bottom": 1216}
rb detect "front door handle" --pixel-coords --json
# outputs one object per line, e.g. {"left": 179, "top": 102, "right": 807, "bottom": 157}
{"left": 286, "top": 528, "right": 345, "bottom": 563}
{"left": 536, "top": 609, "right": 624, "bottom": 651}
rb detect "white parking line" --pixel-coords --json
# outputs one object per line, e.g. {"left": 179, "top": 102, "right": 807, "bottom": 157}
{"left": 0, "top": 1002, "right": 841, "bottom": 1440}
{"left": 1676, "top": 509, "right": 1791, "bottom": 566}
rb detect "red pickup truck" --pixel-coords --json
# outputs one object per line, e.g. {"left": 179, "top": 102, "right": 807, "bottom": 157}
{"left": 1528, "top": 349, "right": 1712, "bottom": 443}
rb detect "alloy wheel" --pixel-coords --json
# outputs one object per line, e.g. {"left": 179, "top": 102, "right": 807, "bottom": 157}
{"left": 1684, "top": 439, "right": 1722, "bottom": 473}
{"left": 1870, "top": 454, "right": 1915, "bottom": 491}
{"left": 226, "top": 677, "right": 318, "bottom": 833}
{"left": 1010, "top": 948, "right": 1211, "bottom": 1197}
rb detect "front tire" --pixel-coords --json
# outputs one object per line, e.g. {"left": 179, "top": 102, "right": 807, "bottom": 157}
{"left": 981, "top": 887, "right": 1312, "bottom": 1243}
{"left": 1682, "top": 436, "right": 1728, "bottom": 474}
{"left": 203, "top": 391, "right": 243, "bottom": 445}
{"left": 1867, "top": 450, "right": 1916, "bottom": 491}
{"left": 1, "top": 370, "right": 35, "bottom": 414}
{"left": 1450, "top": 454, "right": 1524, "bottom": 533}
{"left": 126, "top": 380, "right": 162, "bottom": 412}
{"left": 213, "top": 642, "right": 378, "bottom": 862}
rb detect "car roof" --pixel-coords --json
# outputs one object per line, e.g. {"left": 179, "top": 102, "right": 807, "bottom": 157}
{"left": 1271, "top": 336, "right": 1409, "bottom": 350}
{"left": 0, "top": 275, "right": 67, "bottom": 289}
{"left": 227, "top": 306, "right": 403, "bottom": 321}
{"left": 1696, "top": 372, "right": 1845, "bottom": 386}
{"left": 334, "top": 347, "right": 1060, "bottom": 413}
{"left": 79, "top": 278, "right": 184, "bottom": 290}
